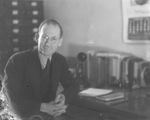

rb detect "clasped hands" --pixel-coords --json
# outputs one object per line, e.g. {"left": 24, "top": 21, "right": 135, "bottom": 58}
{"left": 40, "top": 94, "right": 67, "bottom": 117}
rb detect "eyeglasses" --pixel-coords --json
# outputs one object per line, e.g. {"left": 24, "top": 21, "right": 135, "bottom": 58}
{"left": 41, "top": 34, "right": 59, "bottom": 43}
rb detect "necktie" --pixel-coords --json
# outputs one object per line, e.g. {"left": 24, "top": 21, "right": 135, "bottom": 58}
{"left": 43, "top": 59, "right": 51, "bottom": 75}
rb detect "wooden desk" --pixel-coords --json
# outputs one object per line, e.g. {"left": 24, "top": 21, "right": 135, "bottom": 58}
{"left": 72, "top": 88, "right": 150, "bottom": 120}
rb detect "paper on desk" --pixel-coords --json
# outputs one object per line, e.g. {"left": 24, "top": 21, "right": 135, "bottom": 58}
{"left": 79, "top": 88, "right": 113, "bottom": 97}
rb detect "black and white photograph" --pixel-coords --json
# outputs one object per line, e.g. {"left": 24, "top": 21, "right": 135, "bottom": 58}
{"left": 0, "top": 0, "right": 150, "bottom": 120}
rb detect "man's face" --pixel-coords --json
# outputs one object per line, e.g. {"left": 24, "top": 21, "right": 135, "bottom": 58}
{"left": 37, "top": 24, "right": 62, "bottom": 56}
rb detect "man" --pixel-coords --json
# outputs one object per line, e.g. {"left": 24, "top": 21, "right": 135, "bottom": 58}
{"left": 3, "top": 19, "right": 78, "bottom": 120}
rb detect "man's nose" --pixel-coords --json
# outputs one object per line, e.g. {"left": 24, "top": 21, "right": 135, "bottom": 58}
{"left": 45, "top": 38, "right": 51, "bottom": 45}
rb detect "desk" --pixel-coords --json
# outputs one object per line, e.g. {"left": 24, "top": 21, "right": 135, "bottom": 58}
{"left": 72, "top": 88, "right": 150, "bottom": 120}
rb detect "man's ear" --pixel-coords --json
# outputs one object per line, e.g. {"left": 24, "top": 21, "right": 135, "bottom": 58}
{"left": 34, "top": 33, "right": 39, "bottom": 43}
{"left": 58, "top": 38, "right": 63, "bottom": 46}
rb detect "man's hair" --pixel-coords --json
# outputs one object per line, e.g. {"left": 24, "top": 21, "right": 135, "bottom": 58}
{"left": 38, "top": 19, "right": 63, "bottom": 38}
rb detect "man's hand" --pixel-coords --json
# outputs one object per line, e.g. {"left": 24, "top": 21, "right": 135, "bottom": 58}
{"left": 53, "top": 94, "right": 67, "bottom": 117}
{"left": 53, "top": 104, "right": 67, "bottom": 117}
{"left": 40, "top": 101, "right": 60, "bottom": 116}
{"left": 54, "top": 94, "right": 65, "bottom": 107}
{"left": 40, "top": 94, "right": 67, "bottom": 117}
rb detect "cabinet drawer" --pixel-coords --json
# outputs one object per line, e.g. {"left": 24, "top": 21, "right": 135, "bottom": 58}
{"left": 25, "top": 10, "right": 43, "bottom": 18}
{"left": 2, "top": 19, "right": 42, "bottom": 28}
{"left": 25, "top": 1, "right": 43, "bottom": 10}
{"left": 2, "top": 9, "right": 25, "bottom": 18}
{"left": 2, "top": 0, "right": 25, "bottom": 10}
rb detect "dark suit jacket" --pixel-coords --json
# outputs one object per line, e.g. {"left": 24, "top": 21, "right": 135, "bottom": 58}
{"left": 3, "top": 47, "right": 78, "bottom": 119}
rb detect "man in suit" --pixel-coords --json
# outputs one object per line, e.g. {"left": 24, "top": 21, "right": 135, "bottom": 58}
{"left": 3, "top": 19, "right": 78, "bottom": 120}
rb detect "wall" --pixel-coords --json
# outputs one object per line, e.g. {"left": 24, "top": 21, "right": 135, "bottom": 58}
{"left": 43, "top": 0, "right": 150, "bottom": 61}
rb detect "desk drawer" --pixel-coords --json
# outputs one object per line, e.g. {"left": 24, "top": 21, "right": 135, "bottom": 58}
{"left": 99, "top": 111, "right": 145, "bottom": 120}
{"left": 66, "top": 105, "right": 100, "bottom": 120}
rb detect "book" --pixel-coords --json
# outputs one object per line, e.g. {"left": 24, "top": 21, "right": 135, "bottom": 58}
{"left": 96, "top": 97, "right": 126, "bottom": 105}
{"left": 79, "top": 88, "right": 112, "bottom": 97}
{"left": 96, "top": 92, "right": 124, "bottom": 101}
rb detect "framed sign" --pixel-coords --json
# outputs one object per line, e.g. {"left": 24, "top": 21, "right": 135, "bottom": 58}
{"left": 122, "top": 0, "right": 150, "bottom": 43}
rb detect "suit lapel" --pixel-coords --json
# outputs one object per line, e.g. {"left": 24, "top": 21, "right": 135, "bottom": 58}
{"left": 27, "top": 48, "right": 42, "bottom": 99}
{"left": 50, "top": 53, "right": 60, "bottom": 93}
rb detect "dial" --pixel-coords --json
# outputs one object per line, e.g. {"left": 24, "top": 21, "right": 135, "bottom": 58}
{"left": 143, "top": 67, "right": 150, "bottom": 85}
{"left": 135, "top": 0, "right": 149, "bottom": 5}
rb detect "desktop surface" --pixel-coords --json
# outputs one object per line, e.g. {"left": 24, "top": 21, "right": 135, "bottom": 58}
{"left": 72, "top": 87, "right": 150, "bottom": 120}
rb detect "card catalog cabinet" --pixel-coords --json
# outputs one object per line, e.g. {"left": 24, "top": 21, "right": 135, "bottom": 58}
{"left": 0, "top": 0, "right": 44, "bottom": 75}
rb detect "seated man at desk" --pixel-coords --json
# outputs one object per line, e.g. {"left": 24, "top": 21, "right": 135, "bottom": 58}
{"left": 3, "top": 19, "right": 78, "bottom": 120}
